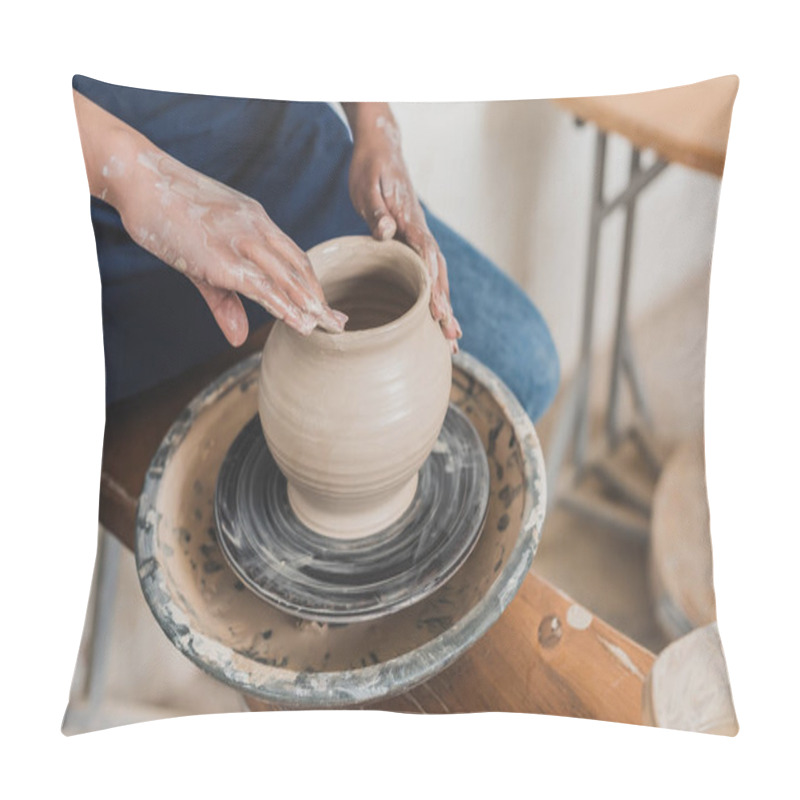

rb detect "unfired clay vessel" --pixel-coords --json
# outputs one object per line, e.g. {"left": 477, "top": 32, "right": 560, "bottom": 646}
{"left": 258, "top": 236, "right": 452, "bottom": 539}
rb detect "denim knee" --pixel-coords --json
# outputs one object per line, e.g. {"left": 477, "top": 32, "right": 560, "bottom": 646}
{"left": 513, "top": 304, "right": 560, "bottom": 422}
{"left": 458, "top": 292, "right": 559, "bottom": 424}
{"left": 421, "top": 207, "right": 560, "bottom": 423}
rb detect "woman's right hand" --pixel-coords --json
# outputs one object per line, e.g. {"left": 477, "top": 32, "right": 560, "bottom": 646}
{"left": 74, "top": 91, "right": 347, "bottom": 345}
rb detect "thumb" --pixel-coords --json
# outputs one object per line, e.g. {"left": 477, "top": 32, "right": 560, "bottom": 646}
{"left": 191, "top": 279, "right": 250, "bottom": 346}
{"left": 365, "top": 181, "right": 397, "bottom": 241}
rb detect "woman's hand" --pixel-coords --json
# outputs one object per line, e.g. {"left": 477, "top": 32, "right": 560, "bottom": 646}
{"left": 118, "top": 149, "right": 348, "bottom": 344}
{"left": 343, "top": 103, "right": 462, "bottom": 351}
{"left": 73, "top": 91, "right": 347, "bottom": 345}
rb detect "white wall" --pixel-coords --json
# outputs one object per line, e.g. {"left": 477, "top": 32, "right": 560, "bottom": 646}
{"left": 392, "top": 100, "right": 721, "bottom": 376}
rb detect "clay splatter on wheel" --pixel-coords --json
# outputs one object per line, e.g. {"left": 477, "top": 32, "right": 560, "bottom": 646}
{"left": 214, "top": 404, "right": 490, "bottom": 623}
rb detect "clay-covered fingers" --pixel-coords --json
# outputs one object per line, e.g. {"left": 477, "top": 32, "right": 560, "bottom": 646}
{"left": 428, "top": 250, "right": 461, "bottom": 353}
{"left": 350, "top": 167, "right": 398, "bottom": 241}
{"left": 236, "top": 236, "right": 347, "bottom": 334}
{"left": 366, "top": 179, "right": 398, "bottom": 241}
{"left": 253, "top": 223, "right": 327, "bottom": 304}
{"left": 227, "top": 260, "right": 319, "bottom": 334}
{"left": 394, "top": 216, "right": 462, "bottom": 347}
{"left": 112, "top": 142, "right": 348, "bottom": 340}
{"left": 191, "top": 280, "right": 250, "bottom": 346}
{"left": 433, "top": 250, "right": 462, "bottom": 344}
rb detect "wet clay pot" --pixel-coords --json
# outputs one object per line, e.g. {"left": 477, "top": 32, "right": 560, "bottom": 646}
{"left": 258, "top": 235, "right": 452, "bottom": 539}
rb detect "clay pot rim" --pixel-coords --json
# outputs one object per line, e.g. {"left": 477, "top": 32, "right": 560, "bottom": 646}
{"left": 305, "top": 235, "right": 431, "bottom": 349}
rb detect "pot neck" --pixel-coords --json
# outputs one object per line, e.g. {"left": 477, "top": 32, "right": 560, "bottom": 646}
{"left": 302, "top": 236, "right": 432, "bottom": 352}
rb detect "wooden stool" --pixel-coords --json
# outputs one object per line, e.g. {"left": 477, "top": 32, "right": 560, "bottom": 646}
{"left": 546, "top": 76, "right": 738, "bottom": 538}
{"left": 648, "top": 435, "right": 716, "bottom": 640}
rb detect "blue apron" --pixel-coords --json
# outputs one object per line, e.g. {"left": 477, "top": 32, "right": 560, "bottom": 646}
{"left": 73, "top": 75, "right": 559, "bottom": 420}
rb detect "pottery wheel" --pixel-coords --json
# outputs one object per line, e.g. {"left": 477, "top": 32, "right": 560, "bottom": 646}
{"left": 215, "top": 405, "right": 490, "bottom": 623}
{"left": 136, "top": 351, "right": 546, "bottom": 707}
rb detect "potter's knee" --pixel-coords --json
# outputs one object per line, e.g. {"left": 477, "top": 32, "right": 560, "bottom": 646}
{"left": 516, "top": 310, "right": 560, "bottom": 423}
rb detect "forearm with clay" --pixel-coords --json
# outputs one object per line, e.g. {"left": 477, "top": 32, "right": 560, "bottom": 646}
{"left": 73, "top": 90, "right": 347, "bottom": 345}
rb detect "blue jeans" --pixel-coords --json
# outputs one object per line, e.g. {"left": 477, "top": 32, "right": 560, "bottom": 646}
{"left": 75, "top": 76, "right": 559, "bottom": 421}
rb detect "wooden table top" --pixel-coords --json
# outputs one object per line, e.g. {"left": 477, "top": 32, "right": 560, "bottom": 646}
{"left": 99, "top": 327, "right": 654, "bottom": 724}
{"left": 555, "top": 75, "right": 739, "bottom": 176}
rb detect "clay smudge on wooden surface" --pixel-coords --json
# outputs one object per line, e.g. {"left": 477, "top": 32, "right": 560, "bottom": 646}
{"left": 598, "top": 636, "right": 645, "bottom": 680}
{"left": 566, "top": 603, "right": 593, "bottom": 630}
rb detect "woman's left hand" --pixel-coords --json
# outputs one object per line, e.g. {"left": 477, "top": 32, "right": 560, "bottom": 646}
{"left": 344, "top": 103, "right": 461, "bottom": 350}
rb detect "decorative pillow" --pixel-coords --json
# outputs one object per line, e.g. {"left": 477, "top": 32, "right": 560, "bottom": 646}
{"left": 64, "top": 74, "right": 738, "bottom": 737}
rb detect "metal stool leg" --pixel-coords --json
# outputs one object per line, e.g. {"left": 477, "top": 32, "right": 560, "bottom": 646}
{"left": 606, "top": 146, "right": 642, "bottom": 448}
{"left": 546, "top": 122, "right": 670, "bottom": 536}
{"left": 546, "top": 130, "right": 607, "bottom": 507}
{"left": 573, "top": 130, "right": 608, "bottom": 471}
